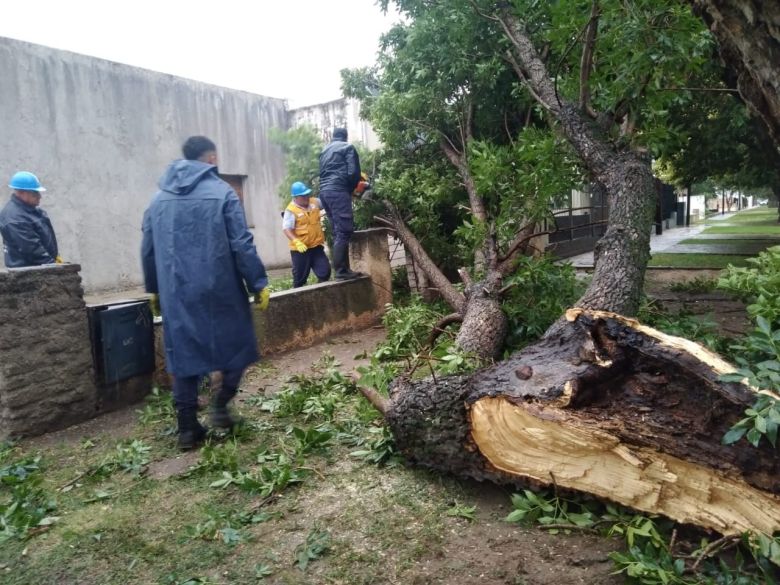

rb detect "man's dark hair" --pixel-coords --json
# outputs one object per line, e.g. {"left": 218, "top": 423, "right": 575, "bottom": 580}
{"left": 332, "top": 127, "right": 348, "bottom": 141}
{"left": 182, "top": 136, "right": 217, "bottom": 161}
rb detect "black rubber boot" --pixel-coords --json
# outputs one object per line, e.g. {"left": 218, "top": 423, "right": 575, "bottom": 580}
{"left": 177, "top": 408, "right": 208, "bottom": 450}
{"left": 210, "top": 387, "right": 244, "bottom": 430}
{"left": 332, "top": 242, "right": 363, "bottom": 280}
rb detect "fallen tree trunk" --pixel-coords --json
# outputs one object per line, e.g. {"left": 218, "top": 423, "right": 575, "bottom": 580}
{"left": 377, "top": 309, "right": 780, "bottom": 535}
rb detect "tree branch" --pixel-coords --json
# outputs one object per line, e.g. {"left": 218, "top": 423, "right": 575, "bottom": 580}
{"left": 440, "top": 139, "right": 488, "bottom": 224}
{"left": 579, "top": 0, "right": 600, "bottom": 118}
{"left": 381, "top": 201, "right": 466, "bottom": 312}
{"left": 503, "top": 51, "right": 552, "bottom": 111}
{"left": 458, "top": 267, "right": 473, "bottom": 288}
{"left": 496, "top": 10, "right": 613, "bottom": 177}
{"left": 426, "top": 313, "right": 464, "bottom": 347}
{"left": 358, "top": 385, "right": 389, "bottom": 416}
{"left": 497, "top": 228, "right": 554, "bottom": 271}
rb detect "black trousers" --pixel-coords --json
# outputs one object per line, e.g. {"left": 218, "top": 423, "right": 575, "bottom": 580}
{"left": 291, "top": 245, "right": 331, "bottom": 288}
{"left": 172, "top": 368, "right": 244, "bottom": 411}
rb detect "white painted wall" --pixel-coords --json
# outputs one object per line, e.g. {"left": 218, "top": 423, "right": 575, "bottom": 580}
{"left": 289, "top": 98, "right": 380, "bottom": 150}
{"left": 0, "top": 36, "right": 290, "bottom": 292}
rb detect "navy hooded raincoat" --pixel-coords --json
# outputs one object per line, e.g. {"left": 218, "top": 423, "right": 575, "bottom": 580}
{"left": 141, "top": 160, "right": 268, "bottom": 377}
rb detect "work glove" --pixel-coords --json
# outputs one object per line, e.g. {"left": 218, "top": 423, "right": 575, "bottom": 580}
{"left": 55, "top": 255, "right": 63, "bottom": 264}
{"left": 149, "top": 293, "right": 161, "bottom": 317}
{"left": 256, "top": 288, "right": 270, "bottom": 311}
{"left": 292, "top": 239, "right": 308, "bottom": 253}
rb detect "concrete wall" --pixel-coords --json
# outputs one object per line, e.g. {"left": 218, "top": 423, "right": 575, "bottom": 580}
{"left": 289, "top": 98, "right": 381, "bottom": 150}
{"left": 0, "top": 230, "right": 392, "bottom": 437}
{"left": 253, "top": 229, "right": 392, "bottom": 354}
{"left": 0, "top": 36, "right": 290, "bottom": 293}
{"left": 0, "top": 265, "right": 95, "bottom": 437}
{"left": 0, "top": 264, "right": 155, "bottom": 438}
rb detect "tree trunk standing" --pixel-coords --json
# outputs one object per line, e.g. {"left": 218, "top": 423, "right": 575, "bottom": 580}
{"left": 498, "top": 12, "right": 657, "bottom": 316}
{"left": 690, "top": 0, "right": 780, "bottom": 149}
{"left": 455, "top": 273, "right": 508, "bottom": 360}
{"left": 381, "top": 310, "right": 780, "bottom": 535}
{"left": 573, "top": 155, "right": 655, "bottom": 314}
{"left": 774, "top": 184, "right": 780, "bottom": 223}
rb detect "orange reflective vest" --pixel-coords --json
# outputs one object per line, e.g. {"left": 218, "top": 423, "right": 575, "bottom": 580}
{"left": 285, "top": 200, "right": 325, "bottom": 250}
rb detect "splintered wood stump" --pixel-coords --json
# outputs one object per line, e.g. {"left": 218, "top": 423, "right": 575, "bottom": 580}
{"left": 383, "top": 309, "right": 780, "bottom": 535}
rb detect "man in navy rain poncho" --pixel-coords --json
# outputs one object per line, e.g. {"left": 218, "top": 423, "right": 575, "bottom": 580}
{"left": 141, "top": 136, "right": 270, "bottom": 450}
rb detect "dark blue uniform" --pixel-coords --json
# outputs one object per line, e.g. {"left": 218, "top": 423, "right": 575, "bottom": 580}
{"left": 0, "top": 196, "right": 58, "bottom": 268}
{"left": 319, "top": 137, "right": 361, "bottom": 247}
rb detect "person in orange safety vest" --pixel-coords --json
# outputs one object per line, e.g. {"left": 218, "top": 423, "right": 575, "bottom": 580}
{"left": 282, "top": 181, "right": 331, "bottom": 288}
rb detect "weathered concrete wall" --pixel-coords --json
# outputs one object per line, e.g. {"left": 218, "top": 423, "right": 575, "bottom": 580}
{"left": 289, "top": 98, "right": 380, "bottom": 149}
{"left": 0, "top": 36, "right": 290, "bottom": 292}
{"left": 255, "top": 229, "right": 391, "bottom": 354}
{"left": 256, "top": 277, "right": 379, "bottom": 355}
{"left": 0, "top": 265, "right": 96, "bottom": 437}
{"left": 0, "top": 264, "right": 156, "bottom": 438}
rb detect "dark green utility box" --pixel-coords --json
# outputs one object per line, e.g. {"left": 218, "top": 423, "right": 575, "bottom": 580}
{"left": 88, "top": 301, "right": 155, "bottom": 385}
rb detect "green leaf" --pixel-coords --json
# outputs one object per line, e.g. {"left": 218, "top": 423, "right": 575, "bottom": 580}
{"left": 722, "top": 426, "right": 748, "bottom": 445}
{"left": 505, "top": 509, "right": 527, "bottom": 523}
{"left": 757, "top": 315, "right": 772, "bottom": 336}
{"left": 747, "top": 427, "right": 763, "bottom": 447}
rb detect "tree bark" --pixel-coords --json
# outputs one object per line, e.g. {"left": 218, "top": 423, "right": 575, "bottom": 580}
{"left": 379, "top": 203, "right": 509, "bottom": 360}
{"left": 691, "top": 0, "right": 780, "bottom": 149}
{"left": 455, "top": 272, "right": 508, "bottom": 360}
{"left": 498, "top": 11, "right": 655, "bottom": 316}
{"left": 378, "top": 203, "right": 465, "bottom": 313}
{"left": 384, "top": 310, "right": 780, "bottom": 535}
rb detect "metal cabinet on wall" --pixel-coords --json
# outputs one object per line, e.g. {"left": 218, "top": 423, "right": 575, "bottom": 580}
{"left": 88, "top": 301, "right": 155, "bottom": 385}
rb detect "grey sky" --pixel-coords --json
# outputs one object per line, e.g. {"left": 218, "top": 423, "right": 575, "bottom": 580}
{"left": 0, "top": 0, "right": 398, "bottom": 108}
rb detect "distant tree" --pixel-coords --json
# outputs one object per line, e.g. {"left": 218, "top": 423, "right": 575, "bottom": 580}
{"left": 270, "top": 125, "right": 323, "bottom": 205}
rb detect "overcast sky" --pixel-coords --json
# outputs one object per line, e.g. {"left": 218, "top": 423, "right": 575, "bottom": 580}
{"left": 0, "top": 0, "right": 399, "bottom": 108}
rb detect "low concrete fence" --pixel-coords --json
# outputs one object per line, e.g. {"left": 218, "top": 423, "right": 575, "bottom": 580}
{"left": 0, "top": 229, "right": 391, "bottom": 438}
{"left": 256, "top": 229, "right": 392, "bottom": 354}
{"left": 0, "top": 265, "right": 150, "bottom": 438}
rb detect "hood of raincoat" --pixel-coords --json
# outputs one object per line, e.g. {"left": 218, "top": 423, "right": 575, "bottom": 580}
{"left": 158, "top": 159, "right": 216, "bottom": 195}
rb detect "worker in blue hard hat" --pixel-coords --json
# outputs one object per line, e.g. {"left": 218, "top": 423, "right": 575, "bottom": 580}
{"left": 282, "top": 181, "right": 331, "bottom": 287}
{"left": 0, "top": 171, "right": 62, "bottom": 268}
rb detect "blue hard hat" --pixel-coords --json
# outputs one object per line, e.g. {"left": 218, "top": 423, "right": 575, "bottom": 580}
{"left": 291, "top": 181, "right": 312, "bottom": 197}
{"left": 9, "top": 171, "right": 46, "bottom": 192}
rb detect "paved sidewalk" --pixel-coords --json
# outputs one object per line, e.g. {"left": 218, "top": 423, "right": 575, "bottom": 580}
{"left": 564, "top": 213, "right": 735, "bottom": 268}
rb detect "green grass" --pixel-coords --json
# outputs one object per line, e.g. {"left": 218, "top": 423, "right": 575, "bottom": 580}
{"left": 0, "top": 362, "right": 486, "bottom": 585}
{"left": 648, "top": 253, "right": 751, "bottom": 269}
{"left": 719, "top": 208, "right": 777, "bottom": 223}
{"left": 679, "top": 238, "right": 772, "bottom": 245}
{"left": 677, "top": 238, "right": 778, "bottom": 255}
{"left": 701, "top": 225, "right": 780, "bottom": 235}
{"left": 702, "top": 208, "right": 780, "bottom": 234}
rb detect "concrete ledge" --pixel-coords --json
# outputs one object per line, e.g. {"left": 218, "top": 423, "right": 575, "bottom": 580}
{"left": 0, "top": 229, "right": 392, "bottom": 438}
{"left": 255, "top": 276, "right": 380, "bottom": 355}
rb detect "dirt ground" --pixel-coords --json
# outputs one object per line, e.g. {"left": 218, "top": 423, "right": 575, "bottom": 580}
{"left": 16, "top": 326, "right": 628, "bottom": 584}
{"left": 13, "top": 285, "right": 748, "bottom": 585}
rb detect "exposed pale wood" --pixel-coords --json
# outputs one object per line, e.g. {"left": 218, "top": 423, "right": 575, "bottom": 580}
{"left": 470, "top": 397, "right": 780, "bottom": 535}
{"left": 379, "top": 309, "right": 780, "bottom": 535}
